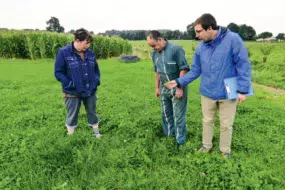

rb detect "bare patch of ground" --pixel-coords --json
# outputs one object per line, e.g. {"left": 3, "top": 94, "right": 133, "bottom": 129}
{"left": 253, "top": 83, "right": 285, "bottom": 95}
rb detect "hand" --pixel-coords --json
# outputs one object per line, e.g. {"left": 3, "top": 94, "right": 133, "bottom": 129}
{"left": 164, "top": 80, "right": 177, "bottom": 89}
{"left": 237, "top": 93, "right": 246, "bottom": 104}
{"left": 175, "top": 88, "right": 183, "bottom": 99}
{"left": 155, "top": 88, "right": 160, "bottom": 98}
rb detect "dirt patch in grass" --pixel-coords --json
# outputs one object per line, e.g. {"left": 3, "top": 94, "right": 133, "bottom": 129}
{"left": 254, "top": 83, "right": 285, "bottom": 95}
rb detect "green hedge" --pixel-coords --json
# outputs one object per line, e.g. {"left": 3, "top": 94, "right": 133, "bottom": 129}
{"left": 0, "top": 31, "right": 132, "bottom": 60}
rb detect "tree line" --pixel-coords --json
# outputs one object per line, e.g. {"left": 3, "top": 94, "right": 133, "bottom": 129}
{"left": 101, "top": 23, "right": 284, "bottom": 41}
{"left": 1, "top": 16, "right": 284, "bottom": 41}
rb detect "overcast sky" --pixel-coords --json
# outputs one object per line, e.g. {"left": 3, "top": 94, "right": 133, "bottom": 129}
{"left": 1, "top": 0, "right": 284, "bottom": 36}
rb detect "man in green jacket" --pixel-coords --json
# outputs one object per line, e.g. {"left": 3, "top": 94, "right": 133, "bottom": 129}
{"left": 147, "top": 30, "right": 189, "bottom": 145}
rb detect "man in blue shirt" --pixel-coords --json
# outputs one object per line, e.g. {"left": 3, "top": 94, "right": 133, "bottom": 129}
{"left": 54, "top": 28, "right": 102, "bottom": 137}
{"left": 147, "top": 30, "right": 189, "bottom": 145}
{"left": 165, "top": 14, "right": 252, "bottom": 158}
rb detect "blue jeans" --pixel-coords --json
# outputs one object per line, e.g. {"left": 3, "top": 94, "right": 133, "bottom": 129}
{"left": 64, "top": 94, "right": 99, "bottom": 128}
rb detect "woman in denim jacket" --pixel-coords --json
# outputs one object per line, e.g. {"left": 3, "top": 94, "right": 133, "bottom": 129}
{"left": 54, "top": 28, "right": 102, "bottom": 137}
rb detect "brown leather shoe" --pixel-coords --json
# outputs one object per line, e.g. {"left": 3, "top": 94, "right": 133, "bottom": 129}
{"left": 221, "top": 152, "right": 230, "bottom": 159}
{"left": 198, "top": 146, "right": 212, "bottom": 153}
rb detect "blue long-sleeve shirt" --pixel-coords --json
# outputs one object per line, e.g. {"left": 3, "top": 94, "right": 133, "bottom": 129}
{"left": 177, "top": 27, "right": 252, "bottom": 100}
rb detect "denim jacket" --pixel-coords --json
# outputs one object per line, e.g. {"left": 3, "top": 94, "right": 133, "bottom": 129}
{"left": 54, "top": 43, "right": 100, "bottom": 97}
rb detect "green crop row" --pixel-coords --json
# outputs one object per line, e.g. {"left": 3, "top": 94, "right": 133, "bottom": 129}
{"left": 0, "top": 31, "right": 132, "bottom": 60}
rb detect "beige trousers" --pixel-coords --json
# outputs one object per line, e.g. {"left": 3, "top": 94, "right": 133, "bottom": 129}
{"left": 201, "top": 96, "right": 237, "bottom": 153}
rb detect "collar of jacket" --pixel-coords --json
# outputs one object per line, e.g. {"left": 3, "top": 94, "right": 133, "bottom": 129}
{"left": 71, "top": 42, "right": 77, "bottom": 53}
{"left": 71, "top": 42, "right": 92, "bottom": 56}
{"left": 162, "top": 39, "right": 169, "bottom": 51}
{"left": 204, "top": 26, "right": 228, "bottom": 47}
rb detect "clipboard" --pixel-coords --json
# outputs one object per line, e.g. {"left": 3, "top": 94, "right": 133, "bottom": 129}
{"left": 224, "top": 77, "right": 254, "bottom": 99}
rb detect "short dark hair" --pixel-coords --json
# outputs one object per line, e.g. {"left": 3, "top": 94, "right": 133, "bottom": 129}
{"left": 194, "top": 13, "right": 218, "bottom": 30}
{"left": 74, "top": 28, "right": 93, "bottom": 43}
{"left": 147, "top": 30, "right": 162, "bottom": 41}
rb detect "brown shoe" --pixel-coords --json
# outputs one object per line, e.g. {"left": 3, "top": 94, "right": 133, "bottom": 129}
{"left": 198, "top": 146, "right": 212, "bottom": 153}
{"left": 221, "top": 152, "right": 230, "bottom": 159}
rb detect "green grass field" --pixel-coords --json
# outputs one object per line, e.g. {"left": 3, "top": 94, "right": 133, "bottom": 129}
{"left": 0, "top": 58, "right": 284, "bottom": 189}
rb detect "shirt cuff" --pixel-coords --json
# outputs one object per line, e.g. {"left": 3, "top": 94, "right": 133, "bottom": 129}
{"left": 179, "top": 65, "right": 190, "bottom": 71}
{"left": 176, "top": 79, "right": 181, "bottom": 88}
{"left": 237, "top": 90, "right": 247, "bottom": 94}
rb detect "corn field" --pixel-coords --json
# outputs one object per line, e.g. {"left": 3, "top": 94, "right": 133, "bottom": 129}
{"left": 0, "top": 31, "right": 132, "bottom": 60}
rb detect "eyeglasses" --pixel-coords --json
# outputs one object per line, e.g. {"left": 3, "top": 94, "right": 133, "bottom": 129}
{"left": 195, "top": 29, "right": 205, "bottom": 34}
{"left": 149, "top": 39, "right": 161, "bottom": 48}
